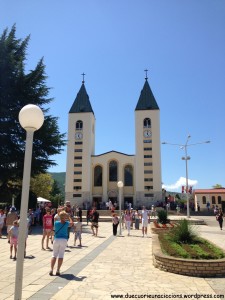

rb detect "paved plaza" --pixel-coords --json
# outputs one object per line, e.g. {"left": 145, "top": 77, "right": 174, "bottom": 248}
{"left": 0, "top": 216, "right": 225, "bottom": 300}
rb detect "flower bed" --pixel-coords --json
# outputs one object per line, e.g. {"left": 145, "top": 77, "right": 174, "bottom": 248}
{"left": 152, "top": 234, "right": 225, "bottom": 277}
{"left": 151, "top": 220, "right": 175, "bottom": 234}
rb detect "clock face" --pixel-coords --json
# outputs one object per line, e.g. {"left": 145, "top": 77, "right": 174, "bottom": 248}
{"left": 75, "top": 132, "right": 83, "bottom": 140}
{"left": 144, "top": 130, "right": 152, "bottom": 138}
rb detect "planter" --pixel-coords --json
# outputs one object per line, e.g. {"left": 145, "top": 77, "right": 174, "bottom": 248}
{"left": 152, "top": 234, "right": 225, "bottom": 277}
{"left": 151, "top": 220, "right": 174, "bottom": 234}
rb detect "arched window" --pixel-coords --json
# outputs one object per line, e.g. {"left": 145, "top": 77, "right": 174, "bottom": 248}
{"left": 109, "top": 160, "right": 117, "bottom": 182}
{"left": 76, "top": 120, "right": 83, "bottom": 130}
{"left": 94, "top": 166, "right": 102, "bottom": 186}
{"left": 143, "top": 118, "right": 151, "bottom": 128}
{"left": 124, "top": 165, "right": 133, "bottom": 186}
{"left": 212, "top": 196, "right": 216, "bottom": 204}
{"left": 202, "top": 196, "right": 206, "bottom": 204}
{"left": 218, "top": 196, "right": 222, "bottom": 204}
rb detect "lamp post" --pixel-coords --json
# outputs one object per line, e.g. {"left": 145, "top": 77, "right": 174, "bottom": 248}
{"left": 162, "top": 135, "right": 210, "bottom": 218}
{"left": 117, "top": 181, "right": 124, "bottom": 235}
{"left": 15, "top": 105, "right": 44, "bottom": 300}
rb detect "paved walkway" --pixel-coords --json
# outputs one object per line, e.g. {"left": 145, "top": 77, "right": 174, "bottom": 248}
{"left": 0, "top": 216, "right": 225, "bottom": 300}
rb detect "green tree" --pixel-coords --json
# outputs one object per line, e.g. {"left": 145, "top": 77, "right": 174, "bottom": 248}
{"left": 49, "top": 179, "right": 63, "bottom": 207}
{"left": 212, "top": 184, "right": 223, "bottom": 189}
{"left": 0, "top": 25, "right": 66, "bottom": 201}
{"left": 30, "top": 173, "right": 53, "bottom": 199}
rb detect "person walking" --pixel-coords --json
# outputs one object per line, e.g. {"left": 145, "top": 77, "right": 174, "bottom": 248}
{"left": 141, "top": 206, "right": 149, "bottom": 237}
{"left": 49, "top": 211, "right": 73, "bottom": 276}
{"left": 112, "top": 213, "right": 119, "bottom": 236}
{"left": 6, "top": 207, "right": 18, "bottom": 243}
{"left": 73, "top": 216, "right": 82, "bottom": 246}
{"left": 91, "top": 207, "right": 99, "bottom": 236}
{"left": 134, "top": 209, "right": 140, "bottom": 230}
{"left": 216, "top": 208, "right": 224, "bottom": 230}
{"left": 42, "top": 208, "right": 53, "bottom": 250}
{"left": 8, "top": 220, "right": 19, "bottom": 260}
{"left": 124, "top": 210, "right": 132, "bottom": 236}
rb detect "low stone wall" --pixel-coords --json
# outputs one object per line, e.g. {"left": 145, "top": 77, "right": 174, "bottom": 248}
{"left": 152, "top": 234, "right": 225, "bottom": 277}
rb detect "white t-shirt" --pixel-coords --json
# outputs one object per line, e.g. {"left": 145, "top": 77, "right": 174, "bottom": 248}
{"left": 141, "top": 210, "right": 148, "bottom": 222}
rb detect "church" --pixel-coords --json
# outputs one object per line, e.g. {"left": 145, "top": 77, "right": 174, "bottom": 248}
{"left": 65, "top": 73, "right": 162, "bottom": 209}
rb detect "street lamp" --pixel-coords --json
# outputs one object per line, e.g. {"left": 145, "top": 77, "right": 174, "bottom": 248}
{"left": 117, "top": 181, "right": 124, "bottom": 235}
{"left": 15, "top": 105, "right": 44, "bottom": 300}
{"left": 162, "top": 135, "right": 210, "bottom": 218}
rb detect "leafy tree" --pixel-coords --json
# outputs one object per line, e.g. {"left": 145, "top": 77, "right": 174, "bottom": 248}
{"left": 49, "top": 179, "right": 63, "bottom": 207}
{"left": 212, "top": 184, "right": 223, "bottom": 189}
{"left": 0, "top": 25, "right": 66, "bottom": 201}
{"left": 30, "top": 173, "right": 53, "bottom": 199}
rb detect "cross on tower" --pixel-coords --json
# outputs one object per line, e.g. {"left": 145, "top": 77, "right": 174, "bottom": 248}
{"left": 81, "top": 73, "right": 86, "bottom": 83}
{"left": 144, "top": 69, "right": 148, "bottom": 80}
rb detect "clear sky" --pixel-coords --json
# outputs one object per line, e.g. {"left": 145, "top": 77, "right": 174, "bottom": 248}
{"left": 1, "top": 0, "right": 225, "bottom": 192}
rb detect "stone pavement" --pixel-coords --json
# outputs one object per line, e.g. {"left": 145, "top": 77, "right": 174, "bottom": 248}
{"left": 0, "top": 216, "right": 225, "bottom": 300}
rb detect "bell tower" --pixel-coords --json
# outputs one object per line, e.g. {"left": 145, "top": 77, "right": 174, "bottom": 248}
{"left": 135, "top": 70, "right": 162, "bottom": 205}
{"left": 65, "top": 74, "right": 95, "bottom": 205}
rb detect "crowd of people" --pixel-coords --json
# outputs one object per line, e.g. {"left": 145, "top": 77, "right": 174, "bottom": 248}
{"left": 0, "top": 201, "right": 101, "bottom": 276}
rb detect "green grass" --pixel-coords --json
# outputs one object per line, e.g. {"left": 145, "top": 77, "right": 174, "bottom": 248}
{"left": 158, "top": 233, "right": 225, "bottom": 259}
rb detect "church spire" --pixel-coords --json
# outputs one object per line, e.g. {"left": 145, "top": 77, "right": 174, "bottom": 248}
{"left": 69, "top": 74, "right": 94, "bottom": 114}
{"left": 135, "top": 71, "right": 159, "bottom": 111}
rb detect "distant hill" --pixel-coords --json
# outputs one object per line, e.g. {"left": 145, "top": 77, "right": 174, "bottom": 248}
{"left": 49, "top": 172, "right": 66, "bottom": 196}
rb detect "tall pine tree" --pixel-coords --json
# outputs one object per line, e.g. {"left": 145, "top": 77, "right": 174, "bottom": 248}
{"left": 0, "top": 25, "right": 66, "bottom": 201}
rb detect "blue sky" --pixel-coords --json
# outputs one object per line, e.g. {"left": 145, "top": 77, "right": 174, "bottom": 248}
{"left": 1, "top": 0, "right": 225, "bottom": 192}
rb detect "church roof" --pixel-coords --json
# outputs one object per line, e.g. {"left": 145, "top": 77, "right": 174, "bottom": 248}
{"left": 135, "top": 79, "right": 159, "bottom": 111}
{"left": 69, "top": 83, "right": 94, "bottom": 114}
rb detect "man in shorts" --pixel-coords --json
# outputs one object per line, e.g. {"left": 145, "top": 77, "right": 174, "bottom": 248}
{"left": 91, "top": 207, "right": 99, "bottom": 236}
{"left": 141, "top": 206, "right": 149, "bottom": 237}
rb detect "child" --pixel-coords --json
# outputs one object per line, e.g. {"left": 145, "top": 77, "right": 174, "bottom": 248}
{"left": 9, "top": 220, "right": 19, "bottom": 260}
{"left": 73, "top": 216, "right": 82, "bottom": 246}
{"left": 42, "top": 208, "right": 53, "bottom": 250}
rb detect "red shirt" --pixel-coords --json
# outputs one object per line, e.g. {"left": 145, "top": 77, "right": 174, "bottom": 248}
{"left": 43, "top": 214, "right": 53, "bottom": 230}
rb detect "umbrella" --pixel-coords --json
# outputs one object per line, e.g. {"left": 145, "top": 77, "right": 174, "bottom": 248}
{"left": 37, "top": 197, "right": 51, "bottom": 203}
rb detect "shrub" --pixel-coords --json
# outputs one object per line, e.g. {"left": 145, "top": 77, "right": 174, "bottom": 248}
{"left": 157, "top": 210, "right": 169, "bottom": 224}
{"left": 169, "top": 219, "right": 196, "bottom": 244}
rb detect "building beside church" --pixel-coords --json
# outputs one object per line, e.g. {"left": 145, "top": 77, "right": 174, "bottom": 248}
{"left": 65, "top": 75, "right": 162, "bottom": 209}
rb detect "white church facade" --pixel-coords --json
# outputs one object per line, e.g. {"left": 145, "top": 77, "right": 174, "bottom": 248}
{"left": 65, "top": 75, "right": 162, "bottom": 209}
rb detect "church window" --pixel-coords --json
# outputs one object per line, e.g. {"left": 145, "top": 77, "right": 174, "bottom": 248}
{"left": 74, "top": 179, "right": 82, "bottom": 182}
{"left": 144, "top": 155, "right": 152, "bottom": 158}
{"left": 109, "top": 160, "right": 118, "bottom": 182}
{"left": 76, "top": 120, "right": 83, "bottom": 130}
{"left": 73, "top": 194, "right": 82, "bottom": 197}
{"left": 144, "top": 147, "right": 152, "bottom": 151}
{"left": 73, "top": 186, "right": 81, "bottom": 190}
{"left": 202, "top": 196, "right": 206, "bottom": 204}
{"left": 94, "top": 166, "right": 102, "bottom": 186}
{"left": 75, "top": 149, "right": 82, "bottom": 152}
{"left": 74, "top": 164, "right": 82, "bottom": 167}
{"left": 124, "top": 165, "right": 133, "bottom": 186}
{"left": 144, "top": 170, "right": 153, "bottom": 174}
{"left": 143, "top": 118, "right": 151, "bottom": 128}
{"left": 212, "top": 196, "right": 216, "bottom": 204}
{"left": 144, "top": 178, "right": 153, "bottom": 182}
{"left": 144, "top": 140, "right": 152, "bottom": 143}
{"left": 74, "top": 171, "right": 82, "bottom": 174}
{"left": 218, "top": 196, "right": 222, "bottom": 204}
{"left": 74, "top": 156, "right": 82, "bottom": 159}
{"left": 145, "top": 193, "right": 154, "bottom": 197}
{"left": 145, "top": 186, "right": 153, "bottom": 190}
{"left": 144, "top": 162, "right": 152, "bottom": 166}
